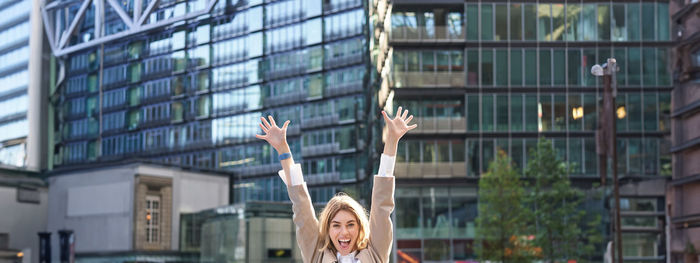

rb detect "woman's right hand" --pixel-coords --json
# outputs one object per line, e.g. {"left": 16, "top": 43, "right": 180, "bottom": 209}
{"left": 255, "top": 116, "right": 291, "bottom": 154}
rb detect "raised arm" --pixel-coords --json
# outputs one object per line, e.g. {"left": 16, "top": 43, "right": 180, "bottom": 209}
{"left": 255, "top": 116, "right": 294, "bottom": 182}
{"left": 256, "top": 116, "right": 318, "bottom": 262}
{"left": 369, "top": 107, "right": 416, "bottom": 261}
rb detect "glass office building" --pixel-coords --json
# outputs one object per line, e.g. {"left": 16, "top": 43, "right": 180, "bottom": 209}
{"left": 53, "top": 0, "right": 372, "bottom": 204}
{"left": 0, "top": 1, "right": 33, "bottom": 167}
{"left": 387, "top": 1, "right": 672, "bottom": 262}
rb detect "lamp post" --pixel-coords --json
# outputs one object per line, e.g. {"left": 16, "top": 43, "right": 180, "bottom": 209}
{"left": 592, "top": 58, "right": 622, "bottom": 263}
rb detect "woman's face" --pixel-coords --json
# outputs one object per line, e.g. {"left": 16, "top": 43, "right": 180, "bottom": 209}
{"left": 329, "top": 209, "right": 359, "bottom": 256}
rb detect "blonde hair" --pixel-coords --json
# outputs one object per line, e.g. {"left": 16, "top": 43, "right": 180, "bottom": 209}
{"left": 317, "top": 192, "right": 370, "bottom": 254}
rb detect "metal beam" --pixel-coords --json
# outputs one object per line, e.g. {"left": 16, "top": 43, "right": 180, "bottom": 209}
{"left": 40, "top": 1, "right": 57, "bottom": 52}
{"left": 42, "top": 0, "right": 220, "bottom": 57}
{"left": 53, "top": 0, "right": 217, "bottom": 57}
{"left": 135, "top": 0, "right": 159, "bottom": 27}
{"left": 105, "top": 0, "right": 134, "bottom": 28}
{"left": 57, "top": 0, "right": 92, "bottom": 49}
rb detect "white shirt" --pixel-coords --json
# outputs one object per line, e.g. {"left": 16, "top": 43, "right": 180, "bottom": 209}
{"left": 278, "top": 154, "right": 396, "bottom": 186}
{"left": 337, "top": 251, "right": 359, "bottom": 263}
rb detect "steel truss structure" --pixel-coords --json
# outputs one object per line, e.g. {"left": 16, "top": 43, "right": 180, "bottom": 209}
{"left": 40, "top": 0, "right": 219, "bottom": 57}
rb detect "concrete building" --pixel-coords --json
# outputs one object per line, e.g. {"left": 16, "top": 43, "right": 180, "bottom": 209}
{"left": 0, "top": 166, "right": 48, "bottom": 263}
{"left": 668, "top": 1, "right": 700, "bottom": 262}
{"left": 47, "top": 162, "right": 228, "bottom": 262}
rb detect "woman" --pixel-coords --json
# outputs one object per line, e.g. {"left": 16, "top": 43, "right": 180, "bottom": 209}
{"left": 255, "top": 107, "right": 416, "bottom": 263}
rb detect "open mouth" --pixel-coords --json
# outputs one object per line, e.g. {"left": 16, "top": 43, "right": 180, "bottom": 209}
{"left": 338, "top": 239, "right": 351, "bottom": 250}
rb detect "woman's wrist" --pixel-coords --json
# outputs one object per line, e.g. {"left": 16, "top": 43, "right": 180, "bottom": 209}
{"left": 275, "top": 143, "right": 291, "bottom": 155}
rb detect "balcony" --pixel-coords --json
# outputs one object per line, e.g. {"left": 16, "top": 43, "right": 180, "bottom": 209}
{"left": 393, "top": 71, "right": 465, "bottom": 88}
{"left": 326, "top": 80, "right": 363, "bottom": 97}
{"left": 302, "top": 142, "right": 340, "bottom": 157}
{"left": 408, "top": 117, "right": 466, "bottom": 134}
{"left": 306, "top": 172, "right": 341, "bottom": 185}
{"left": 302, "top": 114, "right": 339, "bottom": 129}
{"left": 213, "top": 51, "right": 249, "bottom": 66}
{"left": 265, "top": 64, "right": 306, "bottom": 80}
{"left": 394, "top": 162, "right": 467, "bottom": 179}
{"left": 325, "top": 53, "right": 363, "bottom": 69}
{"left": 390, "top": 26, "right": 465, "bottom": 43}
{"left": 263, "top": 91, "right": 305, "bottom": 107}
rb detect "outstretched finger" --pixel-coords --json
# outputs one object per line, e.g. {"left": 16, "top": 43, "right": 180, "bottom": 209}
{"left": 396, "top": 106, "right": 403, "bottom": 119}
{"left": 401, "top": 109, "right": 409, "bottom": 120}
{"left": 268, "top": 115, "right": 277, "bottom": 127}
{"left": 259, "top": 123, "right": 269, "bottom": 133}
{"left": 255, "top": 134, "right": 266, "bottom": 140}
{"left": 405, "top": 115, "right": 413, "bottom": 124}
{"left": 261, "top": 117, "right": 272, "bottom": 129}
{"left": 282, "top": 120, "right": 290, "bottom": 130}
{"left": 407, "top": 124, "right": 418, "bottom": 130}
{"left": 381, "top": 111, "right": 391, "bottom": 122}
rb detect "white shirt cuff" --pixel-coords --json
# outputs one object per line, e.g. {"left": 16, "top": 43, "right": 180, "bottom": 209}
{"left": 377, "top": 154, "right": 396, "bottom": 177}
{"left": 278, "top": 163, "right": 304, "bottom": 186}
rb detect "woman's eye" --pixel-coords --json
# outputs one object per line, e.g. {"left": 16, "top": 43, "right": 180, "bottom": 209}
{"left": 348, "top": 224, "right": 355, "bottom": 227}
{"left": 332, "top": 224, "right": 340, "bottom": 228}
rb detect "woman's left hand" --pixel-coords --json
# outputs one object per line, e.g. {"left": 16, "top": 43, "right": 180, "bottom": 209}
{"left": 382, "top": 106, "right": 417, "bottom": 142}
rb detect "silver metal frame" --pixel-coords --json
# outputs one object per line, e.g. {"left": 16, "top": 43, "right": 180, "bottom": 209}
{"left": 40, "top": 0, "right": 219, "bottom": 57}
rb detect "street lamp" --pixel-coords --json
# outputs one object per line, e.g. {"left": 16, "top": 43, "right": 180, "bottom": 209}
{"left": 591, "top": 58, "right": 622, "bottom": 263}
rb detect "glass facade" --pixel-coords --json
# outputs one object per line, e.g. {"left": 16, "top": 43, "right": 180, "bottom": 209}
{"left": 388, "top": 1, "right": 672, "bottom": 262}
{"left": 53, "top": 0, "right": 370, "bottom": 204}
{"left": 0, "top": 0, "right": 32, "bottom": 167}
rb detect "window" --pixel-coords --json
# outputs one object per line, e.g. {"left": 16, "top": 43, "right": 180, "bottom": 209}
{"left": 494, "top": 4, "right": 507, "bottom": 40}
{"left": 466, "top": 4, "right": 478, "bottom": 40}
{"left": 641, "top": 3, "right": 655, "bottom": 40}
{"left": 611, "top": 4, "right": 626, "bottom": 41}
{"left": 523, "top": 4, "right": 536, "bottom": 40}
{"left": 553, "top": 50, "right": 566, "bottom": 85}
{"left": 627, "top": 3, "right": 641, "bottom": 41}
{"left": 510, "top": 49, "right": 522, "bottom": 85}
{"left": 643, "top": 48, "right": 657, "bottom": 86}
{"left": 524, "top": 94, "right": 538, "bottom": 131}
{"left": 495, "top": 50, "right": 507, "bottom": 86}
{"left": 466, "top": 50, "right": 478, "bottom": 85}
{"left": 524, "top": 50, "right": 536, "bottom": 85}
{"left": 496, "top": 95, "right": 508, "bottom": 131}
{"left": 551, "top": 4, "right": 564, "bottom": 41}
{"left": 481, "top": 4, "right": 493, "bottom": 40}
{"left": 537, "top": 4, "right": 551, "bottom": 41}
{"left": 146, "top": 195, "right": 161, "bottom": 243}
{"left": 598, "top": 4, "right": 610, "bottom": 40}
{"left": 511, "top": 94, "right": 523, "bottom": 131}
{"left": 539, "top": 94, "right": 552, "bottom": 131}
{"left": 510, "top": 4, "right": 522, "bottom": 40}
{"left": 582, "top": 4, "right": 597, "bottom": 41}
{"left": 476, "top": 96, "right": 492, "bottom": 132}
{"left": 628, "top": 48, "right": 642, "bottom": 85}
{"left": 539, "top": 49, "right": 551, "bottom": 86}
{"left": 553, "top": 95, "right": 566, "bottom": 131}
{"left": 481, "top": 50, "right": 493, "bottom": 86}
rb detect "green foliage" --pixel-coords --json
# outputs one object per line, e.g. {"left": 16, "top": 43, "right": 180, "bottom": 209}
{"left": 476, "top": 151, "right": 533, "bottom": 263}
{"left": 525, "top": 139, "right": 602, "bottom": 262}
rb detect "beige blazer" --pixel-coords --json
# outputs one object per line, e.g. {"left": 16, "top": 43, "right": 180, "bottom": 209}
{"left": 287, "top": 176, "right": 395, "bottom": 263}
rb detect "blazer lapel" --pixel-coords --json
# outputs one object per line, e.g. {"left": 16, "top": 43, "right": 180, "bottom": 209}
{"left": 322, "top": 249, "right": 337, "bottom": 263}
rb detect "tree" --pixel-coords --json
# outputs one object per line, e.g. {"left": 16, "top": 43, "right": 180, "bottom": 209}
{"left": 525, "top": 138, "right": 602, "bottom": 262}
{"left": 476, "top": 150, "right": 533, "bottom": 263}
